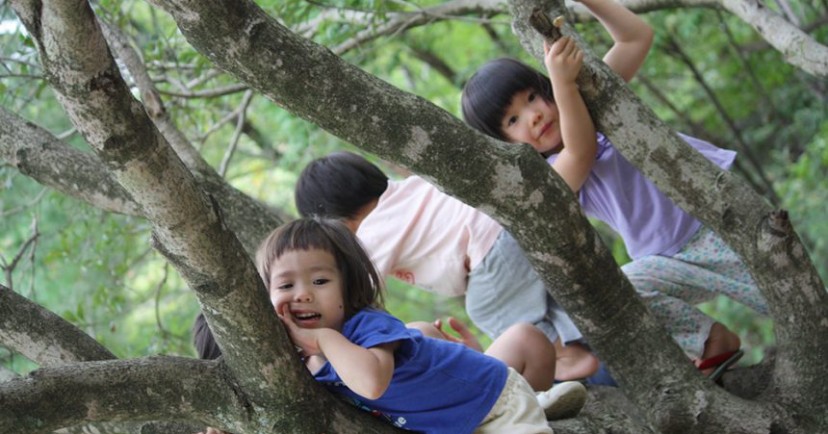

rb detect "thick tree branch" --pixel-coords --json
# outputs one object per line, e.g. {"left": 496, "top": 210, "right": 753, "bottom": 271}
{"left": 100, "top": 20, "right": 215, "bottom": 176}
{"left": 11, "top": 0, "right": 288, "bottom": 401}
{"left": 0, "top": 108, "right": 143, "bottom": 216}
{"left": 513, "top": 0, "right": 828, "bottom": 425}
{"left": 295, "top": 0, "right": 828, "bottom": 78}
{"left": 144, "top": 0, "right": 772, "bottom": 432}
{"left": 0, "top": 357, "right": 239, "bottom": 433}
{"left": 0, "top": 107, "right": 283, "bottom": 255}
{"left": 8, "top": 1, "right": 398, "bottom": 432}
{"left": 0, "top": 284, "right": 115, "bottom": 366}
{"left": 143, "top": 0, "right": 828, "bottom": 431}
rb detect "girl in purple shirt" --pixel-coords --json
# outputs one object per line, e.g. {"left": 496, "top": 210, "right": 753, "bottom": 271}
{"left": 461, "top": 0, "right": 767, "bottom": 377}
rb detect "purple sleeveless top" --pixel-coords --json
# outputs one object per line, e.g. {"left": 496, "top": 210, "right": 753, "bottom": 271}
{"left": 547, "top": 133, "right": 735, "bottom": 259}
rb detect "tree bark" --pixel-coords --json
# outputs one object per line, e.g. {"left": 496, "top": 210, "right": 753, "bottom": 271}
{"left": 0, "top": 107, "right": 283, "bottom": 256}
{"left": 2, "top": 0, "right": 827, "bottom": 432}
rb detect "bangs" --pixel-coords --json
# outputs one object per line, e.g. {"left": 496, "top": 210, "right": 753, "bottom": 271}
{"left": 256, "top": 220, "right": 338, "bottom": 286}
{"left": 462, "top": 58, "right": 552, "bottom": 140}
{"left": 254, "top": 217, "right": 385, "bottom": 317}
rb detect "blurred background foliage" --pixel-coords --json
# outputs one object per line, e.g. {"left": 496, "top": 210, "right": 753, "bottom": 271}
{"left": 1, "top": 0, "right": 826, "bottom": 373}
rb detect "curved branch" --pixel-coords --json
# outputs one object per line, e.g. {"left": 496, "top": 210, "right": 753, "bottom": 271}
{"left": 0, "top": 108, "right": 143, "bottom": 216}
{"left": 298, "top": 0, "right": 828, "bottom": 78}
{"left": 718, "top": 0, "right": 828, "bottom": 77}
{"left": 0, "top": 357, "right": 239, "bottom": 433}
{"left": 0, "top": 107, "right": 283, "bottom": 255}
{"left": 514, "top": 0, "right": 828, "bottom": 423}
{"left": 0, "top": 284, "right": 115, "bottom": 366}
{"left": 100, "top": 20, "right": 216, "bottom": 175}
{"left": 10, "top": 2, "right": 395, "bottom": 433}
{"left": 10, "top": 0, "right": 290, "bottom": 401}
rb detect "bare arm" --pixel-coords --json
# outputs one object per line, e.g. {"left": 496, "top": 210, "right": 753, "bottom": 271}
{"left": 317, "top": 329, "right": 398, "bottom": 400}
{"left": 279, "top": 310, "right": 397, "bottom": 400}
{"left": 546, "top": 37, "right": 597, "bottom": 192}
{"left": 578, "top": 0, "right": 654, "bottom": 82}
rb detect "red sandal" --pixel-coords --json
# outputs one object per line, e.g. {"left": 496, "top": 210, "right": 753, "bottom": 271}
{"left": 698, "top": 349, "right": 744, "bottom": 382}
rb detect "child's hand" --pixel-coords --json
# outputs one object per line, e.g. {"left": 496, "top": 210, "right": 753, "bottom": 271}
{"left": 544, "top": 36, "right": 583, "bottom": 87}
{"left": 276, "top": 302, "right": 324, "bottom": 357}
{"left": 433, "top": 317, "right": 484, "bottom": 352}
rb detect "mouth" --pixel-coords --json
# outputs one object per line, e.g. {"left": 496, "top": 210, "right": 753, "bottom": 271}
{"left": 292, "top": 311, "right": 322, "bottom": 324}
{"left": 538, "top": 122, "right": 552, "bottom": 139}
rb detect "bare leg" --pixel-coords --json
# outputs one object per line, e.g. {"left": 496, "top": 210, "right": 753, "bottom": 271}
{"left": 410, "top": 320, "right": 556, "bottom": 391}
{"left": 486, "top": 323, "right": 556, "bottom": 391}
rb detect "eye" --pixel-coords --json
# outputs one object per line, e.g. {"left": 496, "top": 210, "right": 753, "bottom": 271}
{"left": 275, "top": 282, "right": 293, "bottom": 291}
{"left": 313, "top": 278, "right": 330, "bottom": 285}
{"left": 528, "top": 92, "right": 536, "bottom": 102}
{"left": 506, "top": 115, "right": 518, "bottom": 126}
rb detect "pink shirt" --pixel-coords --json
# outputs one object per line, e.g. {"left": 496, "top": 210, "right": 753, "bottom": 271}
{"left": 357, "top": 177, "right": 503, "bottom": 297}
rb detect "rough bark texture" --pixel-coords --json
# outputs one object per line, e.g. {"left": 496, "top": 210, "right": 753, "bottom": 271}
{"left": 1, "top": 0, "right": 826, "bottom": 432}
{"left": 0, "top": 107, "right": 282, "bottom": 256}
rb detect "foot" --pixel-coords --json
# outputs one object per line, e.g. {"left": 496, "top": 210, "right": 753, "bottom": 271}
{"left": 554, "top": 341, "right": 600, "bottom": 381}
{"left": 695, "top": 322, "right": 741, "bottom": 376}
{"left": 536, "top": 381, "right": 587, "bottom": 420}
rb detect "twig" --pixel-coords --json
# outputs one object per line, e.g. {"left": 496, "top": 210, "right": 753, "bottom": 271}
{"left": 218, "top": 90, "right": 254, "bottom": 177}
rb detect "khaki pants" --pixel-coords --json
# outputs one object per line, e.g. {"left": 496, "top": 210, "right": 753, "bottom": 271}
{"left": 475, "top": 368, "right": 554, "bottom": 434}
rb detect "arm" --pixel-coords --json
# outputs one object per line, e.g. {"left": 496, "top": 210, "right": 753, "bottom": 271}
{"left": 578, "top": 0, "right": 654, "bottom": 82}
{"left": 546, "top": 37, "right": 597, "bottom": 192}
{"left": 317, "top": 330, "right": 398, "bottom": 400}
{"left": 279, "top": 309, "right": 397, "bottom": 400}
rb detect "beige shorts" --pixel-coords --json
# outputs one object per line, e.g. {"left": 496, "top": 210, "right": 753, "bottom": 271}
{"left": 475, "top": 368, "right": 554, "bottom": 434}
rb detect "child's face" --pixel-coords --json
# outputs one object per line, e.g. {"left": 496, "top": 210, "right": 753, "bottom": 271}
{"left": 500, "top": 88, "right": 563, "bottom": 155}
{"left": 268, "top": 248, "right": 346, "bottom": 332}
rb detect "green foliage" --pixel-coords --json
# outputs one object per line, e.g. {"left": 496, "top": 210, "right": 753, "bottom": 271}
{"left": 774, "top": 120, "right": 828, "bottom": 282}
{"left": 3, "top": 0, "right": 825, "bottom": 374}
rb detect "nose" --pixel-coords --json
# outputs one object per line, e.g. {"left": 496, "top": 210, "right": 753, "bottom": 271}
{"left": 529, "top": 106, "right": 543, "bottom": 126}
{"left": 293, "top": 284, "right": 313, "bottom": 303}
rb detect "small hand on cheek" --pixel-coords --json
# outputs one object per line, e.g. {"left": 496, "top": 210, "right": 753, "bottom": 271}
{"left": 276, "top": 302, "right": 322, "bottom": 358}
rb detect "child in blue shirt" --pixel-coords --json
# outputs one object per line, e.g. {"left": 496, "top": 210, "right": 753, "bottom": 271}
{"left": 461, "top": 0, "right": 766, "bottom": 375}
{"left": 194, "top": 217, "right": 588, "bottom": 433}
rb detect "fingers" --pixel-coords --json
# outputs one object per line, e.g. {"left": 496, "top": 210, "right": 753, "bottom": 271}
{"left": 447, "top": 317, "right": 484, "bottom": 352}
{"left": 276, "top": 301, "right": 290, "bottom": 318}
{"left": 447, "top": 317, "right": 472, "bottom": 338}
{"left": 276, "top": 303, "right": 297, "bottom": 329}
{"left": 549, "top": 37, "right": 579, "bottom": 57}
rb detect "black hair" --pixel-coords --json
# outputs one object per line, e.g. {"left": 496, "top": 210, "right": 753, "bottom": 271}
{"left": 295, "top": 151, "right": 388, "bottom": 220}
{"left": 461, "top": 58, "right": 554, "bottom": 141}
{"left": 192, "top": 313, "right": 222, "bottom": 360}
{"left": 255, "top": 217, "right": 385, "bottom": 319}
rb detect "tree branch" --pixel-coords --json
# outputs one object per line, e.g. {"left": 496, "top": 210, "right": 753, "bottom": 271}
{"left": 0, "top": 284, "right": 116, "bottom": 366}
{"left": 9, "top": 1, "right": 395, "bottom": 432}
{"left": 0, "top": 357, "right": 239, "bottom": 433}
{"left": 513, "top": 0, "right": 828, "bottom": 423}
{"left": 0, "top": 107, "right": 283, "bottom": 255}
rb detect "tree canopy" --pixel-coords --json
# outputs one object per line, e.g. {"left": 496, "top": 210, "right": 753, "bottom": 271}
{"left": 1, "top": 0, "right": 827, "bottom": 433}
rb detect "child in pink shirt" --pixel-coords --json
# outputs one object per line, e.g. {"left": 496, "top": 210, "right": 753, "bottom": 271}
{"left": 296, "top": 151, "right": 604, "bottom": 382}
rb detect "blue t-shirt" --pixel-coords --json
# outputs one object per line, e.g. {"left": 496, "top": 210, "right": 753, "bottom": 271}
{"left": 547, "top": 133, "right": 736, "bottom": 259}
{"left": 313, "top": 309, "right": 508, "bottom": 434}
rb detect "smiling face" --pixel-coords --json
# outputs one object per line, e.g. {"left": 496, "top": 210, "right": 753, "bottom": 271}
{"left": 500, "top": 88, "right": 563, "bottom": 155}
{"left": 268, "top": 248, "right": 346, "bottom": 332}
